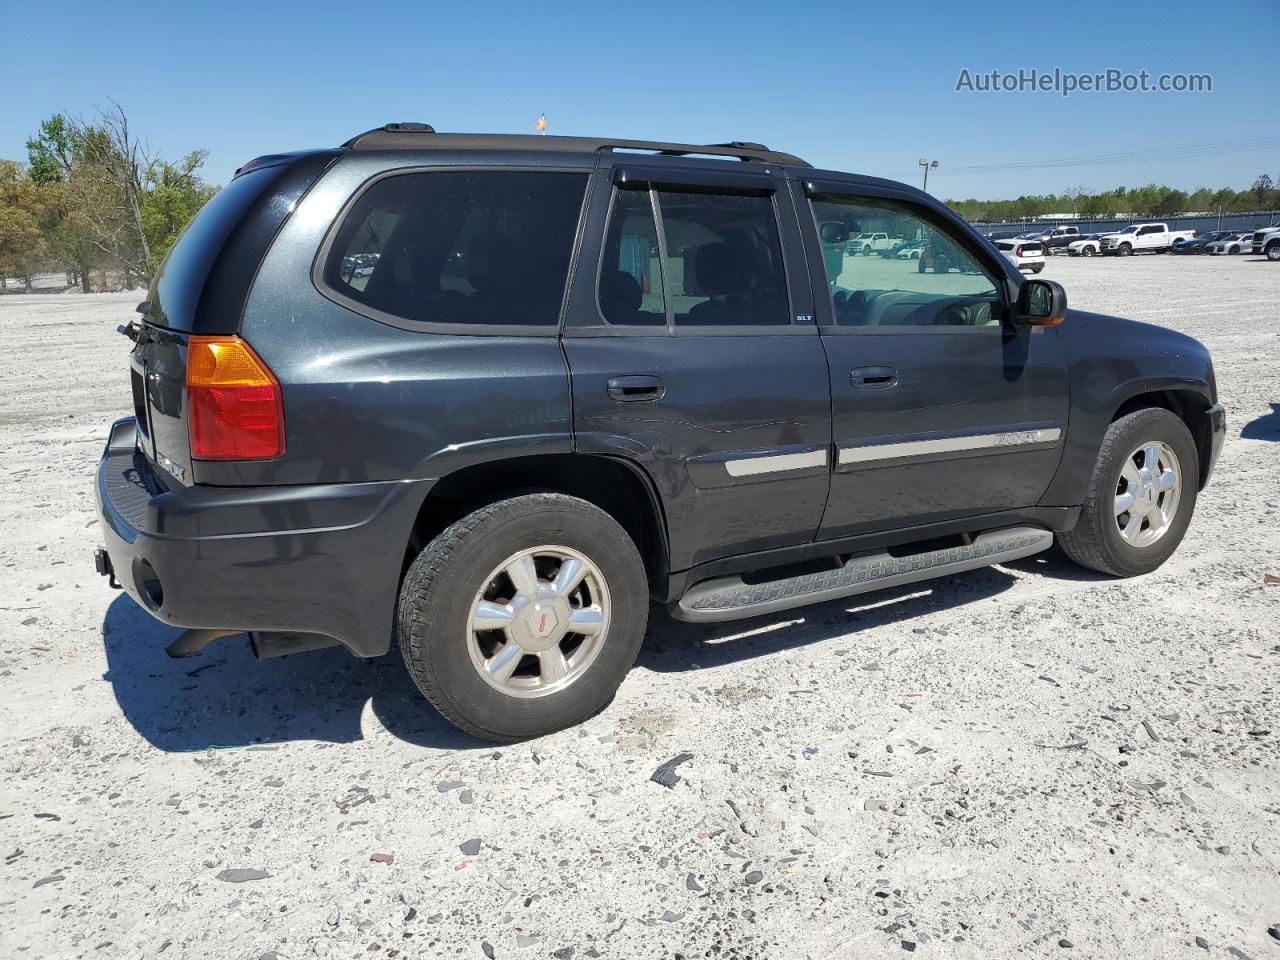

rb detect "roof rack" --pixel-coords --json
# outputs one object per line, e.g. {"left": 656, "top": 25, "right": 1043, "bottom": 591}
{"left": 341, "top": 124, "right": 809, "bottom": 166}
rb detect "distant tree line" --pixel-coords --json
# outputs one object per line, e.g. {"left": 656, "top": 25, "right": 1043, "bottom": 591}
{"left": 946, "top": 175, "right": 1279, "bottom": 223}
{"left": 0, "top": 103, "right": 216, "bottom": 293}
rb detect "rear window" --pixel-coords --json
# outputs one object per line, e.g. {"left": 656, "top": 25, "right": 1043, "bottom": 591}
{"left": 320, "top": 170, "right": 589, "bottom": 329}
{"left": 145, "top": 153, "right": 337, "bottom": 333}
{"left": 147, "top": 166, "right": 282, "bottom": 331}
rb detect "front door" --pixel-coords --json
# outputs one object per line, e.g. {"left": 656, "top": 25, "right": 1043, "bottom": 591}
{"left": 798, "top": 183, "right": 1070, "bottom": 540}
{"left": 562, "top": 164, "right": 831, "bottom": 572}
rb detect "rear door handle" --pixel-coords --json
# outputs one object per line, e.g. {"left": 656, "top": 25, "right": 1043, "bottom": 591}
{"left": 850, "top": 366, "right": 898, "bottom": 389}
{"left": 607, "top": 375, "right": 665, "bottom": 403}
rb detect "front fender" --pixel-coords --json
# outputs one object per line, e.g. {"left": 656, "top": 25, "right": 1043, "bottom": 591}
{"left": 1040, "top": 310, "right": 1215, "bottom": 506}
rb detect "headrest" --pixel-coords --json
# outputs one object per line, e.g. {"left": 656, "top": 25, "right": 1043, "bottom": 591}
{"left": 600, "top": 270, "right": 643, "bottom": 322}
{"left": 693, "top": 241, "right": 742, "bottom": 296}
{"left": 466, "top": 232, "right": 519, "bottom": 290}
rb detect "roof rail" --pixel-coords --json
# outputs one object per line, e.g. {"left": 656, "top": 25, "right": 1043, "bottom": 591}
{"left": 340, "top": 125, "right": 809, "bottom": 166}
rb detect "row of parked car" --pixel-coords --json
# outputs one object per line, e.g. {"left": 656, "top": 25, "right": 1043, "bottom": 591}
{"left": 982, "top": 223, "right": 1280, "bottom": 261}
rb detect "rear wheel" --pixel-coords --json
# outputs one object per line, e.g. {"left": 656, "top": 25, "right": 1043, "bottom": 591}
{"left": 1059, "top": 408, "right": 1198, "bottom": 577}
{"left": 1081, "top": 246, "right": 1095, "bottom": 257}
{"left": 398, "top": 493, "right": 649, "bottom": 741}
{"left": 1031, "top": 263, "right": 1045, "bottom": 274}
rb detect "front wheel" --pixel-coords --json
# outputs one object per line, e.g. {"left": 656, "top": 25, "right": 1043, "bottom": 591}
{"left": 398, "top": 493, "right": 649, "bottom": 741}
{"left": 1267, "top": 242, "right": 1280, "bottom": 262}
{"left": 1058, "top": 408, "right": 1198, "bottom": 577}
{"left": 1117, "top": 243, "right": 1133, "bottom": 257}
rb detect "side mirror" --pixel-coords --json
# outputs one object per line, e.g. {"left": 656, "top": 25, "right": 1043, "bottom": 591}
{"left": 1016, "top": 278, "right": 1067, "bottom": 326}
{"left": 819, "top": 221, "right": 848, "bottom": 244}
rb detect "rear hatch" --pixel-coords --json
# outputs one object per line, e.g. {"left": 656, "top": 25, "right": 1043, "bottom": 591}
{"left": 127, "top": 151, "right": 337, "bottom": 485}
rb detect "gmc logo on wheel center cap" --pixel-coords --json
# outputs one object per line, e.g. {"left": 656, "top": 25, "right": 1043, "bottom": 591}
{"left": 526, "top": 605, "right": 559, "bottom": 638}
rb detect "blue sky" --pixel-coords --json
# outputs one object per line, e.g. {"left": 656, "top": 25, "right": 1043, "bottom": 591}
{"left": 3, "top": 0, "right": 1275, "bottom": 199}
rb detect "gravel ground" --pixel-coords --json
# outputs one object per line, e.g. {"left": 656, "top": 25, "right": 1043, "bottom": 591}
{"left": 1, "top": 254, "right": 1277, "bottom": 960}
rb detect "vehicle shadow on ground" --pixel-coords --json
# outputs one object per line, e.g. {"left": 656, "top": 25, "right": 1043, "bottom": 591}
{"left": 104, "top": 547, "right": 1105, "bottom": 750}
{"left": 1241, "top": 403, "right": 1280, "bottom": 441}
{"left": 101, "top": 594, "right": 486, "bottom": 752}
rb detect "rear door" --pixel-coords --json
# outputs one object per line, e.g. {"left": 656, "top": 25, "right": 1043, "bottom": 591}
{"left": 795, "top": 179, "right": 1069, "bottom": 540}
{"left": 562, "top": 162, "right": 832, "bottom": 572}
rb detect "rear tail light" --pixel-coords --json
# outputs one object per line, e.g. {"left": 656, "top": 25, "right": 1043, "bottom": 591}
{"left": 1015, "top": 245, "right": 1024, "bottom": 257}
{"left": 186, "top": 336, "right": 284, "bottom": 460}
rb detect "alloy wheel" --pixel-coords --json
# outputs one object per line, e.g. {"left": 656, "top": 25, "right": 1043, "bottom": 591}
{"left": 1113, "top": 441, "right": 1182, "bottom": 549}
{"left": 466, "top": 545, "right": 611, "bottom": 698}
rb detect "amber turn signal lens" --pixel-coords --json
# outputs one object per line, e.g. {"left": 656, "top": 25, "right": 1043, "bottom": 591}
{"left": 186, "top": 336, "right": 284, "bottom": 460}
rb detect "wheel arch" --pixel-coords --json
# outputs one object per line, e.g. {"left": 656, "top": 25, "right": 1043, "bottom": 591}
{"left": 405, "top": 453, "right": 670, "bottom": 596}
{"left": 1109, "top": 388, "right": 1215, "bottom": 489}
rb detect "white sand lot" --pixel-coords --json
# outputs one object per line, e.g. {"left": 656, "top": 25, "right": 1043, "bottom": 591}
{"left": 0, "top": 254, "right": 1277, "bottom": 959}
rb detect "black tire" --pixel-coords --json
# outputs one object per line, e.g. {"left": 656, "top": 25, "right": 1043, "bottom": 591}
{"left": 1081, "top": 247, "right": 1095, "bottom": 257}
{"left": 1117, "top": 243, "right": 1132, "bottom": 257}
{"left": 1031, "top": 263, "right": 1045, "bottom": 274}
{"left": 1266, "top": 242, "right": 1280, "bottom": 262}
{"left": 1058, "top": 408, "right": 1199, "bottom": 577}
{"left": 398, "top": 493, "right": 649, "bottom": 742}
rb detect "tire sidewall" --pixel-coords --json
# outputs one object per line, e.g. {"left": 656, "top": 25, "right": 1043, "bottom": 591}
{"left": 1092, "top": 411, "right": 1199, "bottom": 576}
{"left": 401, "top": 497, "right": 648, "bottom": 741}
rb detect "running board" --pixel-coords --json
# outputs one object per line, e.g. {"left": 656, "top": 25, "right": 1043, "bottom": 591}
{"left": 674, "top": 526, "right": 1054, "bottom": 622}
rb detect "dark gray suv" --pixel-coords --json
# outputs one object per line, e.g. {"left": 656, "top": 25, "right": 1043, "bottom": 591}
{"left": 95, "top": 123, "right": 1226, "bottom": 741}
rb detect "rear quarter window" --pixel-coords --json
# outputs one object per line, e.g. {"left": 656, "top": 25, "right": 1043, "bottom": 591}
{"left": 319, "top": 170, "right": 589, "bottom": 330}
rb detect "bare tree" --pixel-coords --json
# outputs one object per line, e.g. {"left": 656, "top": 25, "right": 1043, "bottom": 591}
{"left": 1061, "top": 185, "right": 1089, "bottom": 217}
{"left": 65, "top": 101, "right": 158, "bottom": 283}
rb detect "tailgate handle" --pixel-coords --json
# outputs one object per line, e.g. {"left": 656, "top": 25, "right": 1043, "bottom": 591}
{"left": 851, "top": 366, "right": 898, "bottom": 389}
{"left": 607, "top": 375, "right": 665, "bottom": 403}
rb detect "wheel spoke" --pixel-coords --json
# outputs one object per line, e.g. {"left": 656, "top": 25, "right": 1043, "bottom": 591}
{"left": 1114, "top": 491, "right": 1136, "bottom": 516}
{"left": 1156, "top": 468, "right": 1177, "bottom": 491}
{"left": 1146, "top": 506, "right": 1167, "bottom": 533}
{"left": 473, "top": 601, "right": 514, "bottom": 632}
{"left": 1121, "top": 512, "right": 1144, "bottom": 544}
{"left": 486, "top": 641, "right": 525, "bottom": 683}
{"left": 552, "top": 556, "right": 587, "bottom": 597}
{"left": 506, "top": 555, "right": 540, "bottom": 597}
{"left": 1121, "top": 459, "right": 1142, "bottom": 486}
{"left": 1142, "top": 445, "right": 1159, "bottom": 472}
{"left": 539, "top": 646, "right": 569, "bottom": 683}
{"left": 567, "top": 606, "right": 605, "bottom": 636}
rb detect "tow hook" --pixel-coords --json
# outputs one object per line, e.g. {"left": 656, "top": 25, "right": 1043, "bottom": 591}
{"left": 94, "top": 546, "right": 120, "bottom": 589}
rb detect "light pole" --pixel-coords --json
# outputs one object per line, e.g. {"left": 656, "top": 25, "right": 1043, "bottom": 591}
{"left": 919, "top": 158, "right": 939, "bottom": 193}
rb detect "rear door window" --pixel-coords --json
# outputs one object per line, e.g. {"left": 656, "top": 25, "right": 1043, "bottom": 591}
{"left": 658, "top": 190, "right": 789, "bottom": 327}
{"left": 321, "top": 170, "right": 589, "bottom": 329}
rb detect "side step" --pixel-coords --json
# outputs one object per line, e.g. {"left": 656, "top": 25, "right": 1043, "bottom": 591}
{"left": 674, "top": 526, "right": 1054, "bottom": 622}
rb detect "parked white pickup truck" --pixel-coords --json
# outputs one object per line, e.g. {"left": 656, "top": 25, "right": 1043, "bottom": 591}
{"left": 850, "top": 232, "right": 897, "bottom": 255}
{"left": 1250, "top": 225, "right": 1280, "bottom": 261}
{"left": 1099, "top": 222, "right": 1196, "bottom": 256}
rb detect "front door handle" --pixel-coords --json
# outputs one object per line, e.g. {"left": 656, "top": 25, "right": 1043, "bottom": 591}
{"left": 850, "top": 366, "right": 899, "bottom": 390}
{"left": 607, "top": 375, "right": 665, "bottom": 403}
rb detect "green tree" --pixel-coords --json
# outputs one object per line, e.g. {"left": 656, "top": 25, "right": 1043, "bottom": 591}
{"left": 1252, "top": 174, "right": 1274, "bottom": 207}
{"left": 0, "top": 161, "right": 48, "bottom": 292}
{"left": 141, "top": 150, "right": 216, "bottom": 264}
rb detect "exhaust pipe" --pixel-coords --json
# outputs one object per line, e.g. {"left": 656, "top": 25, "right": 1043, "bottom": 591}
{"left": 250, "top": 631, "right": 339, "bottom": 660}
{"left": 165, "top": 628, "right": 240, "bottom": 658}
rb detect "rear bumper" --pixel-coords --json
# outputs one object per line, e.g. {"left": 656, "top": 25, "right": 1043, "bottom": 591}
{"left": 94, "top": 417, "right": 430, "bottom": 657}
